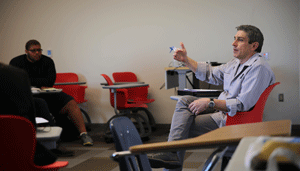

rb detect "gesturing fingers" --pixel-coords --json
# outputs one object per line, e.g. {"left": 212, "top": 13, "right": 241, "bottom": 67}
{"left": 180, "top": 42, "right": 185, "bottom": 50}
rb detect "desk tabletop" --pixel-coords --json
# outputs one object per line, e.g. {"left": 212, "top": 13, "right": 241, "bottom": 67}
{"left": 36, "top": 126, "right": 62, "bottom": 139}
{"left": 129, "top": 120, "right": 291, "bottom": 154}
{"left": 54, "top": 81, "right": 86, "bottom": 85}
{"left": 170, "top": 95, "right": 219, "bottom": 101}
{"left": 102, "top": 83, "right": 149, "bottom": 89}
{"left": 100, "top": 82, "right": 145, "bottom": 86}
{"left": 165, "top": 67, "right": 191, "bottom": 71}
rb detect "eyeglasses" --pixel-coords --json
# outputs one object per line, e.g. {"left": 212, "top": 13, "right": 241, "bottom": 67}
{"left": 28, "top": 49, "right": 43, "bottom": 53}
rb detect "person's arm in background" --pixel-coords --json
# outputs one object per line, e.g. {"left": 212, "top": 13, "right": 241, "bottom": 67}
{"left": 0, "top": 63, "right": 57, "bottom": 166}
{"left": 0, "top": 63, "right": 36, "bottom": 126}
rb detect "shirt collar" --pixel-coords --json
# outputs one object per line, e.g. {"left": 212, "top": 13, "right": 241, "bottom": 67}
{"left": 241, "top": 53, "right": 260, "bottom": 67}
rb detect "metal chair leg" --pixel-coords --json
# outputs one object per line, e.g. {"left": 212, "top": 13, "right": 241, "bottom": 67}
{"left": 202, "top": 146, "right": 228, "bottom": 171}
{"left": 80, "top": 108, "right": 91, "bottom": 124}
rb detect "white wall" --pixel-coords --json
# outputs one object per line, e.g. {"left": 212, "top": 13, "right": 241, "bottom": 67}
{"left": 0, "top": 0, "right": 299, "bottom": 124}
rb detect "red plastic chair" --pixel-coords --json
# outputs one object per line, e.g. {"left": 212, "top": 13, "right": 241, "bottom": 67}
{"left": 54, "top": 73, "right": 87, "bottom": 104}
{"left": 53, "top": 73, "right": 91, "bottom": 124}
{"left": 105, "top": 73, "right": 156, "bottom": 126}
{"left": 101, "top": 74, "right": 147, "bottom": 109}
{"left": 0, "top": 115, "right": 68, "bottom": 170}
{"left": 226, "top": 82, "right": 280, "bottom": 126}
{"left": 101, "top": 74, "right": 153, "bottom": 142}
{"left": 203, "top": 82, "right": 280, "bottom": 171}
{"left": 112, "top": 72, "right": 155, "bottom": 104}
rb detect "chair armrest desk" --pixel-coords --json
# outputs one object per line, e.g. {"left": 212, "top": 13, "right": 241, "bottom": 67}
{"left": 36, "top": 126, "right": 62, "bottom": 150}
{"left": 54, "top": 81, "right": 86, "bottom": 85}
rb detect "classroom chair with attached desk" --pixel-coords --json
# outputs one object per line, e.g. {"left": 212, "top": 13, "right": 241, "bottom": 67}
{"left": 53, "top": 72, "right": 91, "bottom": 125}
{"left": 110, "top": 116, "right": 152, "bottom": 171}
{"left": 112, "top": 72, "right": 156, "bottom": 130}
{"left": 101, "top": 74, "right": 152, "bottom": 143}
{"left": 202, "top": 82, "right": 281, "bottom": 171}
{"left": 0, "top": 115, "right": 68, "bottom": 171}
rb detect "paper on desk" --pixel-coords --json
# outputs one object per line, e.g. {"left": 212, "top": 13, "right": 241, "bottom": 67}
{"left": 41, "top": 87, "right": 63, "bottom": 93}
{"left": 36, "top": 117, "right": 49, "bottom": 124}
{"left": 31, "top": 87, "right": 41, "bottom": 93}
{"left": 42, "top": 87, "right": 59, "bottom": 91}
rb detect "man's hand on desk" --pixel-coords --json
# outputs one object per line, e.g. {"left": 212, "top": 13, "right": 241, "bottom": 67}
{"left": 189, "top": 98, "right": 210, "bottom": 115}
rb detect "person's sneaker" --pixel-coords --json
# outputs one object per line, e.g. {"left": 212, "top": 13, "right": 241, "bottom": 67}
{"left": 80, "top": 133, "right": 93, "bottom": 146}
{"left": 148, "top": 152, "right": 181, "bottom": 169}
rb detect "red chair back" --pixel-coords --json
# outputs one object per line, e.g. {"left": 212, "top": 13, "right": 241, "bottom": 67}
{"left": 112, "top": 72, "right": 154, "bottom": 104}
{"left": 54, "top": 73, "right": 87, "bottom": 104}
{"left": 101, "top": 74, "right": 114, "bottom": 85}
{"left": 55, "top": 73, "right": 78, "bottom": 83}
{"left": 226, "top": 82, "right": 280, "bottom": 126}
{"left": 113, "top": 72, "right": 137, "bottom": 82}
{"left": 0, "top": 115, "right": 68, "bottom": 170}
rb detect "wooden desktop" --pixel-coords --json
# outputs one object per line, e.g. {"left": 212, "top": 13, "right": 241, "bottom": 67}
{"left": 129, "top": 120, "right": 291, "bottom": 154}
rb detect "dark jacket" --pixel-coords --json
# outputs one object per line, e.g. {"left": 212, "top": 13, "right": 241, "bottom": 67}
{"left": 10, "top": 54, "right": 56, "bottom": 88}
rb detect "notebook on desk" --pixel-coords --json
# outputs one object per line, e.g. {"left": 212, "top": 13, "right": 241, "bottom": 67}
{"left": 178, "top": 89, "right": 223, "bottom": 97}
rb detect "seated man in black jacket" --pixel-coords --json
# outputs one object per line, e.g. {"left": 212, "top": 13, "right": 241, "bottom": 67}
{"left": 10, "top": 39, "right": 93, "bottom": 146}
{"left": 0, "top": 62, "right": 57, "bottom": 166}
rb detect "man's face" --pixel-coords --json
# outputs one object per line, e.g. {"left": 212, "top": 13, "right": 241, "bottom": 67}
{"left": 25, "top": 45, "right": 42, "bottom": 63}
{"left": 232, "top": 30, "right": 257, "bottom": 62}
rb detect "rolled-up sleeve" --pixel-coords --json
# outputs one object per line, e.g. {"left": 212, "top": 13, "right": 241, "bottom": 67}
{"left": 226, "top": 99, "right": 243, "bottom": 117}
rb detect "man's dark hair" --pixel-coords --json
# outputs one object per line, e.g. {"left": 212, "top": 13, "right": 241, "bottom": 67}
{"left": 25, "top": 40, "right": 41, "bottom": 50}
{"left": 236, "top": 25, "right": 264, "bottom": 53}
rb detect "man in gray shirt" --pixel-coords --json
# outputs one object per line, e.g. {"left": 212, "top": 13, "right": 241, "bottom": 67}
{"left": 148, "top": 25, "right": 275, "bottom": 171}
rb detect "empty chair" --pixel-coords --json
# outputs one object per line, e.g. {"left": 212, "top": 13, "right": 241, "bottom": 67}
{"left": 112, "top": 72, "right": 156, "bottom": 129}
{"left": 0, "top": 115, "right": 68, "bottom": 170}
{"left": 110, "top": 116, "right": 152, "bottom": 171}
{"left": 101, "top": 74, "right": 152, "bottom": 142}
{"left": 112, "top": 72, "right": 155, "bottom": 103}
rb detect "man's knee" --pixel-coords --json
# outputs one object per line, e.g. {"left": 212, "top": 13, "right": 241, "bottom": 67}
{"left": 177, "top": 96, "right": 198, "bottom": 106}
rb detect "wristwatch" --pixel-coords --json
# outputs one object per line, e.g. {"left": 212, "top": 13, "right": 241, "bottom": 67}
{"left": 208, "top": 98, "right": 215, "bottom": 109}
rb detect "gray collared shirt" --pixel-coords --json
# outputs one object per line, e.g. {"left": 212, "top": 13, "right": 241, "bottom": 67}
{"left": 195, "top": 53, "right": 275, "bottom": 127}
